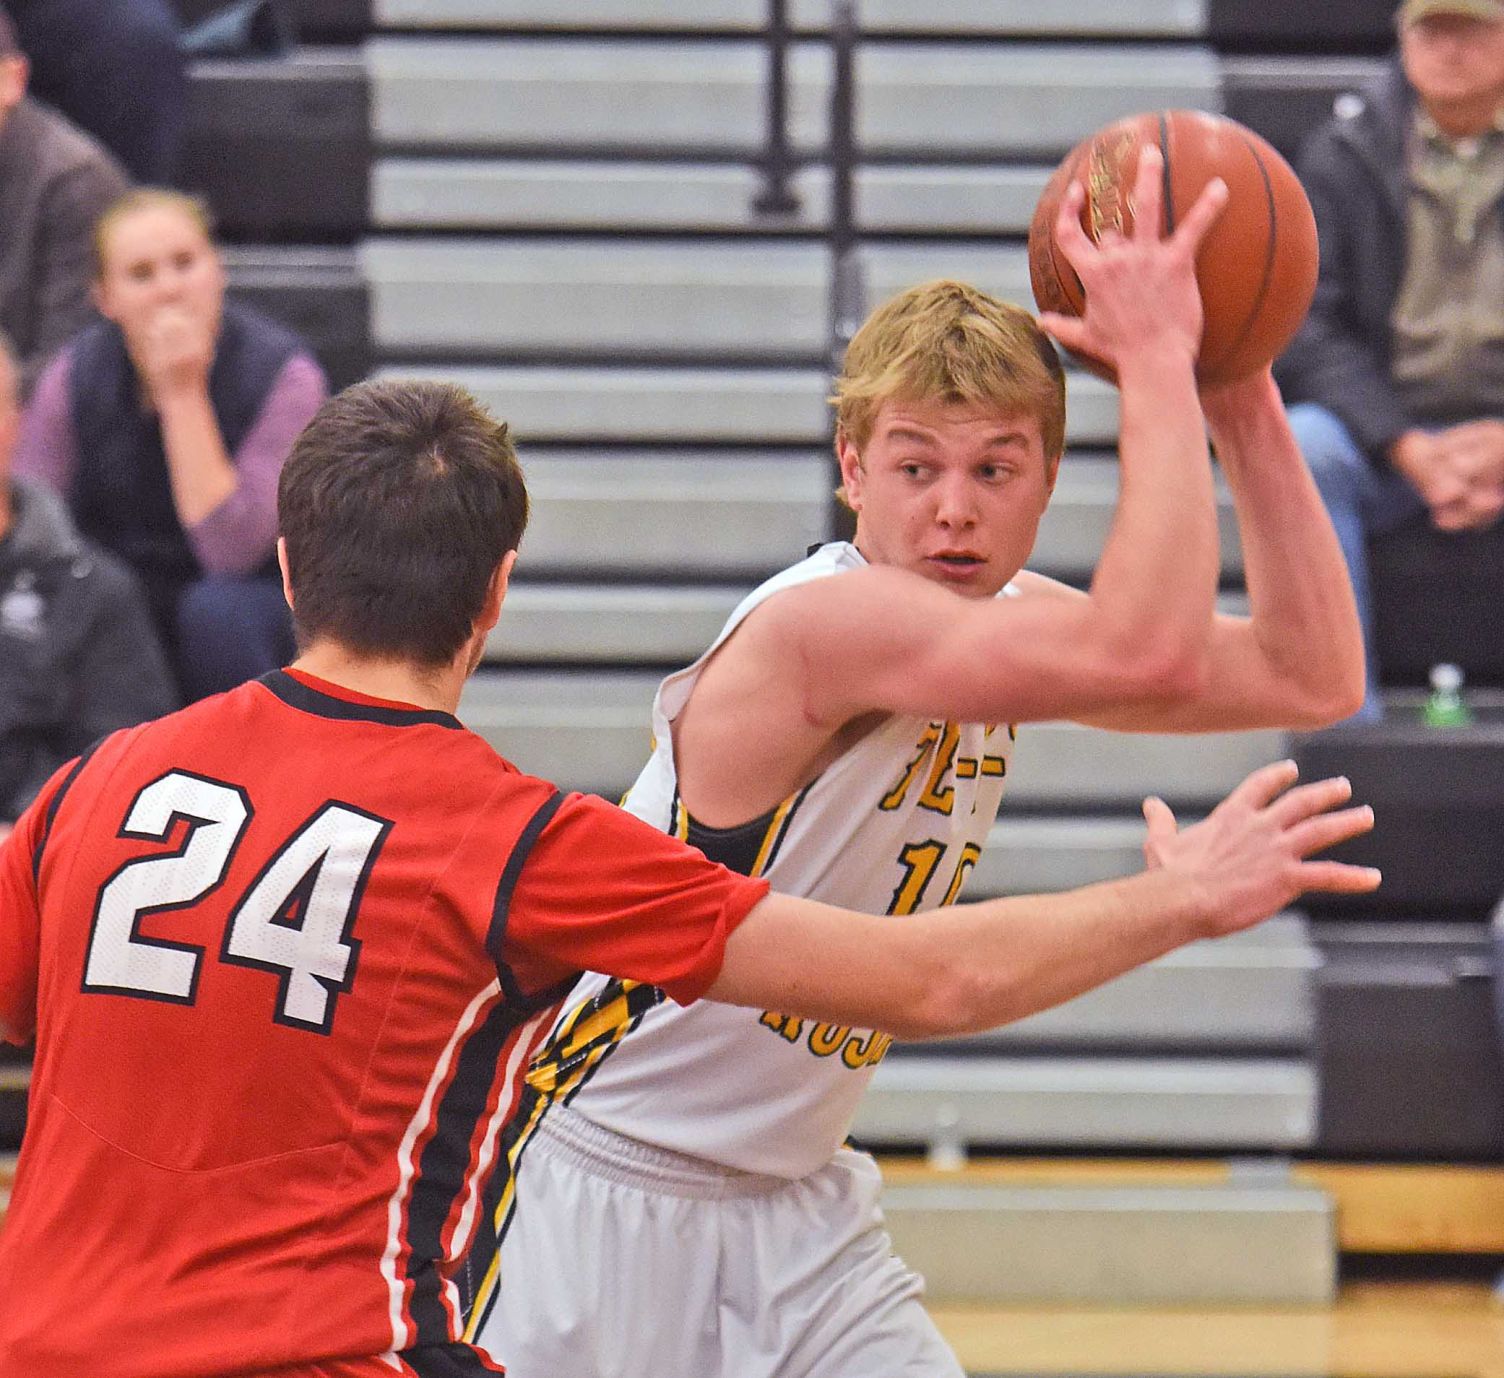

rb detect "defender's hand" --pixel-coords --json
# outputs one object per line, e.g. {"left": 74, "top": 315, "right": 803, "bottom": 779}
{"left": 1142, "top": 760, "right": 1378, "bottom": 938}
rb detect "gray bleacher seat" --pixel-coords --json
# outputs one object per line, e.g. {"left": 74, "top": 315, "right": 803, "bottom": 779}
{"left": 366, "top": 37, "right": 1219, "bottom": 157}
{"left": 881, "top": 1175, "right": 1335, "bottom": 1305}
{"left": 361, "top": 239, "right": 1041, "bottom": 361}
{"left": 514, "top": 451, "right": 828, "bottom": 578}
{"left": 489, "top": 450, "right": 1240, "bottom": 585}
{"left": 851, "top": 1056, "right": 1318, "bottom": 1150}
{"left": 361, "top": 238, "right": 829, "bottom": 360}
{"left": 922, "top": 915, "right": 1319, "bottom": 1051}
{"left": 491, "top": 585, "right": 748, "bottom": 665}
{"left": 377, "top": 365, "right": 1122, "bottom": 448}
{"left": 372, "top": 160, "right": 1054, "bottom": 236}
{"left": 224, "top": 246, "right": 370, "bottom": 389}
{"left": 375, "top": 0, "right": 1207, "bottom": 38}
{"left": 183, "top": 51, "right": 369, "bottom": 240}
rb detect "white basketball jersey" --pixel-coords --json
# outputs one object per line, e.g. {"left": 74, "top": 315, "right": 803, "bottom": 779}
{"left": 525, "top": 542, "right": 1014, "bottom": 1178}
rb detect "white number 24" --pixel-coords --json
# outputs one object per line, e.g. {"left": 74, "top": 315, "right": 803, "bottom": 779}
{"left": 82, "top": 770, "right": 391, "bottom": 1035}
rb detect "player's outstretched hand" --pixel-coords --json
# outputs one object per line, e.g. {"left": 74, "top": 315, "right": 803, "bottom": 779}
{"left": 1141, "top": 760, "right": 1379, "bottom": 939}
{"left": 1037, "top": 143, "right": 1227, "bottom": 377}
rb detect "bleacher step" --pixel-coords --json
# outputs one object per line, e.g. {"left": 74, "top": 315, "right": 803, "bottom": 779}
{"left": 373, "top": 0, "right": 1206, "bottom": 38}
{"left": 367, "top": 37, "right": 1219, "bottom": 157}
{"left": 499, "top": 451, "right": 1239, "bottom": 584}
{"left": 938, "top": 913, "right": 1317, "bottom": 1051}
{"left": 881, "top": 1178, "right": 1335, "bottom": 1304}
{"left": 372, "top": 159, "right": 1054, "bottom": 236}
{"left": 852, "top": 1056, "right": 1317, "bottom": 1151}
{"left": 379, "top": 364, "right": 1122, "bottom": 448}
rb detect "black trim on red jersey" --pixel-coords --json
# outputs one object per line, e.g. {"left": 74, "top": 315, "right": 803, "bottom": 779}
{"left": 397, "top": 1340, "right": 506, "bottom": 1376}
{"left": 259, "top": 670, "right": 464, "bottom": 730}
{"left": 31, "top": 738, "right": 103, "bottom": 884}
{"left": 486, "top": 789, "right": 565, "bottom": 1007}
{"left": 404, "top": 995, "right": 537, "bottom": 1348}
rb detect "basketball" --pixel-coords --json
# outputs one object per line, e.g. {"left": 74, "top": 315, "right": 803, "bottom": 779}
{"left": 1028, "top": 110, "right": 1319, "bottom": 385}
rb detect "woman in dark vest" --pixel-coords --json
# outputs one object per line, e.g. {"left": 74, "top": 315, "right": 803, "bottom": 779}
{"left": 14, "top": 187, "right": 327, "bottom": 699}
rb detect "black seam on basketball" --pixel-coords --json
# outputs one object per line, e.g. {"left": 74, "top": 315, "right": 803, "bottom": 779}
{"left": 1207, "top": 132, "right": 1279, "bottom": 378}
{"left": 1158, "top": 112, "right": 1175, "bottom": 234}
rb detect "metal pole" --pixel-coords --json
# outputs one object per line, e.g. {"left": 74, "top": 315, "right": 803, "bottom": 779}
{"left": 752, "top": 0, "right": 802, "bottom": 216}
{"left": 827, "top": 0, "right": 862, "bottom": 540}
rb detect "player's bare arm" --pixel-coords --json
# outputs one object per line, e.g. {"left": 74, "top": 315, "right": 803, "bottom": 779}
{"left": 1013, "top": 370, "right": 1366, "bottom": 733}
{"left": 705, "top": 761, "right": 1378, "bottom": 1037}
{"left": 674, "top": 151, "right": 1232, "bottom": 826}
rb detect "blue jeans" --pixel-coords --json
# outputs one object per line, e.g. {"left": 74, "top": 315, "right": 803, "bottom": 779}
{"left": 1287, "top": 403, "right": 1427, "bottom": 721}
{"left": 175, "top": 575, "right": 295, "bottom": 703}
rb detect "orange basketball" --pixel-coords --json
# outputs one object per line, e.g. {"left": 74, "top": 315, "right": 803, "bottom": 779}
{"left": 1027, "top": 110, "right": 1319, "bottom": 385}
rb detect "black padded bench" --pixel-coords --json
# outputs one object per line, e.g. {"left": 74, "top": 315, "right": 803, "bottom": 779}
{"left": 1371, "top": 519, "right": 1504, "bottom": 690}
{"left": 182, "top": 52, "right": 369, "bottom": 241}
{"left": 225, "top": 247, "right": 370, "bottom": 390}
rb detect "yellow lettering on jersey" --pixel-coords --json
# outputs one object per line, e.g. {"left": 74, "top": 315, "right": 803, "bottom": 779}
{"left": 917, "top": 723, "right": 961, "bottom": 815}
{"left": 941, "top": 842, "right": 983, "bottom": 907}
{"left": 980, "top": 754, "right": 1006, "bottom": 779}
{"left": 841, "top": 1029, "right": 894, "bottom": 1069}
{"left": 759, "top": 1010, "right": 804, "bottom": 1042}
{"left": 880, "top": 723, "right": 942, "bottom": 811}
{"left": 888, "top": 839, "right": 946, "bottom": 916}
{"left": 955, "top": 756, "right": 979, "bottom": 779}
{"left": 808, "top": 1022, "right": 851, "bottom": 1057}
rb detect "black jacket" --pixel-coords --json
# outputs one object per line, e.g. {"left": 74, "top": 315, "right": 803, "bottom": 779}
{"left": 1275, "top": 59, "right": 1450, "bottom": 463}
{"left": 0, "top": 478, "right": 177, "bottom": 822}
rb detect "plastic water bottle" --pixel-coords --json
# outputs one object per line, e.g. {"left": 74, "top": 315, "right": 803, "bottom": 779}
{"left": 1423, "top": 663, "right": 1472, "bottom": 727}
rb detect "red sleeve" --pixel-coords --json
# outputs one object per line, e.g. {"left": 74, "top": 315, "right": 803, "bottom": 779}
{"left": 507, "top": 792, "right": 769, "bottom": 1005}
{"left": 0, "top": 758, "right": 76, "bottom": 1044}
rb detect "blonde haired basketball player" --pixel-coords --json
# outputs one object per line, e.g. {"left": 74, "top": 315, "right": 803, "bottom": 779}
{"left": 467, "top": 149, "right": 1367, "bottom": 1378}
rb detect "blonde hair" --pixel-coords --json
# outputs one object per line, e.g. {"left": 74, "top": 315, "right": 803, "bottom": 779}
{"left": 832, "top": 280, "right": 1066, "bottom": 459}
{"left": 93, "top": 188, "right": 216, "bottom": 280}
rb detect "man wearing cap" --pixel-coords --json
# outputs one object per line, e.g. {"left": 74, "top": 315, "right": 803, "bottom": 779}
{"left": 1276, "top": 0, "right": 1504, "bottom": 717}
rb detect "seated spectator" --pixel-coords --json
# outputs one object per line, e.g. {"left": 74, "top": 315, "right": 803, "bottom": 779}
{"left": 1276, "top": 0, "right": 1504, "bottom": 719}
{"left": 0, "top": 1, "right": 128, "bottom": 398}
{"left": 15, "top": 188, "right": 328, "bottom": 701}
{"left": 6, "top": 0, "right": 184, "bottom": 183}
{"left": 0, "top": 328, "right": 176, "bottom": 843}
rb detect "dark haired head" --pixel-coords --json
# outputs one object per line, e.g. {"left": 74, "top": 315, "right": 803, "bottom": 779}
{"left": 278, "top": 379, "right": 528, "bottom": 667}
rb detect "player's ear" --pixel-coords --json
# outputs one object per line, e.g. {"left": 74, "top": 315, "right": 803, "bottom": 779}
{"left": 483, "top": 550, "right": 518, "bottom": 628}
{"left": 276, "top": 537, "right": 294, "bottom": 611}
{"left": 835, "top": 427, "right": 865, "bottom": 512}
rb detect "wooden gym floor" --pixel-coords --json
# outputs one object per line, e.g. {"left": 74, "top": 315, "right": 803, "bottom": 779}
{"left": 934, "top": 1282, "right": 1504, "bottom": 1377}
{"left": 883, "top": 1158, "right": 1504, "bottom": 1377}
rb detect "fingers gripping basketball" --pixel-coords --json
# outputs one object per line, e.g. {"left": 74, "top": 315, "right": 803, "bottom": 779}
{"left": 1028, "top": 110, "right": 1319, "bottom": 384}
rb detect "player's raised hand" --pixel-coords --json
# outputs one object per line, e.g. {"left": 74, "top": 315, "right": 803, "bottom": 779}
{"left": 1141, "top": 759, "right": 1379, "bottom": 939}
{"left": 1037, "top": 144, "right": 1227, "bottom": 376}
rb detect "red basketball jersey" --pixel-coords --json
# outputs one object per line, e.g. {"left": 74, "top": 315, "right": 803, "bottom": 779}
{"left": 0, "top": 670, "right": 767, "bottom": 1378}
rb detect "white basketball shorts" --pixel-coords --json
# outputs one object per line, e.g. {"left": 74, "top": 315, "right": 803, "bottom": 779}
{"left": 470, "top": 1102, "right": 964, "bottom": 1378}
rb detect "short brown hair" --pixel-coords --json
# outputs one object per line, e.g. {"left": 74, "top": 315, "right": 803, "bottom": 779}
{"left": 93, "top": 188, "right": 216, "bottom": 280}
{"left": 832, "top": 280, "right": 1067, "bottom": 459}
{"left": 278, "top": 379, "right": 529, "bottom": 666}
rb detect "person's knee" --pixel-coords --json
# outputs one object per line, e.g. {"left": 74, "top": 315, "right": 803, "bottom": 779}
{"left": 1288, "top": 404, "right": 1368, "bottom": 506}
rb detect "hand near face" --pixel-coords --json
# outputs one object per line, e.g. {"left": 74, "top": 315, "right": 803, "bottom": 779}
{"left": 133, "top": 305, "right": 215, "bottom": 401}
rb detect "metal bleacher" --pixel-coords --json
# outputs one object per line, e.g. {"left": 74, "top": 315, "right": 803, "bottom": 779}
{"left": 154, "top": 0, "right": 1504, "bottom": 1310}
